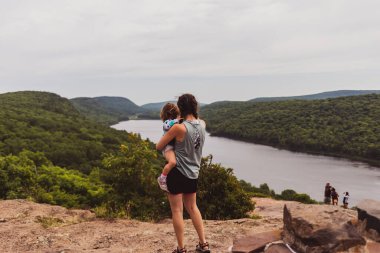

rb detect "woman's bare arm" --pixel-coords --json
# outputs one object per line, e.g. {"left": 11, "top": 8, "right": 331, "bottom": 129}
{"left": 156, "top": 124, "right": 182, "bottom": 151}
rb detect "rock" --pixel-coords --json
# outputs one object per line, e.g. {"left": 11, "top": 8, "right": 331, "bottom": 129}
{"left": 0, "top": 218, "right": 6, "bottom": 222}
{"left": 357, "top": 199, "right": 380, "bottom": 241}
{"left": 283, "top": 204, "right": 366, "bottom": 253}
{"left": 93, "top": 234, "right": 112, "bottom": 249}
{"left": 232, "top": 230, "right": 282, "bottom": 253}
{"left": 367, "top": 241, "right": 380, "bottom": 253}
{"left": 265, "top": 244, "right": 293, "bottom": 253}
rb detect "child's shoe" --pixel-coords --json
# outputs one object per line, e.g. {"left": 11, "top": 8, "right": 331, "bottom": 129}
{"left": 157, "top": 176, "right": 169, "bottom": 192}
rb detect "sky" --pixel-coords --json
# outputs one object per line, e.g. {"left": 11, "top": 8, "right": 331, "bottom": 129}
{"left": 0, "top": 0, "right": 379, "bottom": 105}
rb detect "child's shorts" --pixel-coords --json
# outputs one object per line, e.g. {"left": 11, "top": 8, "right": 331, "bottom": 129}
{"left": 162, "top": 144, "right": 174, "bottom": 156}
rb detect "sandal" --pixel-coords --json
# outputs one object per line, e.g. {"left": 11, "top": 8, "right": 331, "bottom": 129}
{"left": 172, "top": 247, "right": 187, "bottom": 253}
{"left": 196, "top": 242, "right": 210, "bottom": 253}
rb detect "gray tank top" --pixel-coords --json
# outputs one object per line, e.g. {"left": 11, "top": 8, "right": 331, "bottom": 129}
{"left": 175, "top": 120, "right": 206, "bottom": 179}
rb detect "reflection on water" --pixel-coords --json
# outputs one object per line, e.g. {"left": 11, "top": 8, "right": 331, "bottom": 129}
{"left": 113, "top": 120, "right": 380, "bottom": 205}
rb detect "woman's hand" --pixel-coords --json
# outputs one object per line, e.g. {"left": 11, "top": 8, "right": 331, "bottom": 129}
{"left": 156, "top": 124, "right": 181, "bottom": 151}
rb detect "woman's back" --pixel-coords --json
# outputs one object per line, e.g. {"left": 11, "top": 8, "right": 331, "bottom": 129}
{"left": 175, "top": 120, "right": 206, "bottom": 179}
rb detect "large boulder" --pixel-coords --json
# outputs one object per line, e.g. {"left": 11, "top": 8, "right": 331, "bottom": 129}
{"left": 265, "top": 244, "right": 293, "bottom": 253}
{"left": 357, "top": 199, "right": 380, "bottom": 241}
{"left": 366, "top": 241, "right": 380, "bottom": 253}
{"left": 231, "top": 230, "right": 282, "bottom": 253}
{"left": 283, "top": 204, "right": 365, "bottom": 253}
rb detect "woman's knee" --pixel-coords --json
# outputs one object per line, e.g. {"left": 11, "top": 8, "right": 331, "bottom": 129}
{"left": 184, "top": 203, "right": 198, "bottom": 215}
{"left": 171, "top": 205, "right": 183, "bottom": 214}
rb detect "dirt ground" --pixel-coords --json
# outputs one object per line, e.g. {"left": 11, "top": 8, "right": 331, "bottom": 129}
{"left": 0, "top": 198, "right": 294, "bottom": 253}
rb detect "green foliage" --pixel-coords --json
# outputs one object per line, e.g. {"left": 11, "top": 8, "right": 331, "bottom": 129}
{"left": 35, "top": 216, "right": 64, "bottom": 228}
{"left": 239, "top": 180, "right": 317, "bottom": 204}
{"left": 1, "top": 91, "right": 320, "bottom": 221}
{"left": 99, "top": 152, "right": 256, "bottom": 221}
{"left": 100, "top": 140, "right": 170, "bottom": 221}
{"left": 197, "top": 156, "right": 254, "bottom": 219}
{"left": 250, "top": 90, "right": 380, "bottom": 102}
{"left": 0, "top": 91, "right": 144, "bottom": 173}
{"left": 239, "top": 180, "right": 276, "bottom": 198}
{"left": 0, "top": 150, "right": 107, "bottom": 208}
{"left": 202, "top": 94, "right": 380, "bottom": 166}
{"left": 70, "top": 96, "right": 145, "bottom": 125}
{"left": 275, "top": 189, "right": 317, "bottom": 204}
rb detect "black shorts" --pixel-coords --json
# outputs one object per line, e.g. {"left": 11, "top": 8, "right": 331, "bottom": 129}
{"left": 167, "top": 167, "right": 197, "bottom": 194}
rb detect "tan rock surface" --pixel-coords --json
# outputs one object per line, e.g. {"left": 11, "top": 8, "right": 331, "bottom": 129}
{"left": 2, "top": 198, "right": 371, "bottom": 253}
{"left": 0, "top": 198, "right": 285, "bottom": 253}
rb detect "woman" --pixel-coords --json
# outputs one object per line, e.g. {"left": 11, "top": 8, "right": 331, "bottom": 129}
{"left": 156, "top": 94, "right": 210, "bottom": 253}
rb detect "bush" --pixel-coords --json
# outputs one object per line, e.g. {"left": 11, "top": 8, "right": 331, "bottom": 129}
{"left": 239, "top": 180, "right": 317, "bottom": 204}
{"left": 0, "top": 150, "right": 108, "bottom": 208}
{"left": 100, "top": 141, "right": 170, "bottom": 221}
{"left": 197, "top": 155, "right": 254, "bottom": 219}
{"left": 275, "top": 189, "right": 317, "bottom": 204}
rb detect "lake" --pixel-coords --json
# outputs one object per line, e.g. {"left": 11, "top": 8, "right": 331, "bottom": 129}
{"left": 112, "top": 120, "right": 380, "bottom": 205}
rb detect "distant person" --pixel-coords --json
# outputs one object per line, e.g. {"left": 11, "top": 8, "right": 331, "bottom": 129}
{"left": 343, "top": 192, "right": 349, "bottom": 209}
{"left": 331, "top": 187, "right": 339, "bottom": 205}
{"left": 324, "top": 183, "right": 332, "bottom": 204}
{"left": 157, "top": 103, "right": 180, "bottom": 192}
{"left": 156, "top": 94, "right": 210, "bottom": 253}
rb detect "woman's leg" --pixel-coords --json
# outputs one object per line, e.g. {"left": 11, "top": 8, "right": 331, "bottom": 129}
{"left": 183, "top": 193, "right": 207, "bottom": 245}
{"left": 168, "top": 193, "right": 185, "bottom": 249}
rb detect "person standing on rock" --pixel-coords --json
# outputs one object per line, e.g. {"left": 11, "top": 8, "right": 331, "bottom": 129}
{"left": 331, "top": 187, "right": 339, "bottom": 205}
{"left": 343, "top": 192, "right": 349, "bottom": 209}
{"left": 324, "top": 182, "right": 332, "bottom": 204}
{"left": 156, "top": 93, "right": 210, "bottom": 253}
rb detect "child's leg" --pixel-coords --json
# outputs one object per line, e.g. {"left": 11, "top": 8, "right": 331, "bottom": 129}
{"left": 163, "top": 149, "right": 176, "bottom": 175}
{"left": 158, "top": 149, "right": 177, "bottom": 192}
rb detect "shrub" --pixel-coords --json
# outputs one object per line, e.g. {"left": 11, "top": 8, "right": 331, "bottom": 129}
{"left": 197, "top": 155, "right": 254, "bottom": 219}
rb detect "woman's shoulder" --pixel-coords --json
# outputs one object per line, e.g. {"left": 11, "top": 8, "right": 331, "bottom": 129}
{"left": 171, "top": 122, "right": 187, "bottom": 132}
{"left": 199, "top": 119, "right": 206, "bottom": 127}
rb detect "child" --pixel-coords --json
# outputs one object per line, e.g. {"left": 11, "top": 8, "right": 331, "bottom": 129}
{"left": 157, "top": 103, "right": 180, "bottom": 192}
{"left": 331, "top": 187, "right": 339, "bottom": 205}
{"left": 343, "top": 192, "right": 349, "bottom": 209}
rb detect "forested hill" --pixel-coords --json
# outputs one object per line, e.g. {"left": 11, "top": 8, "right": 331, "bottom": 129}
{"left": 141, "top": 100, "right": 177, "bottom": 111}
{"left": 0, "top": 91, "right": 262, "bottom": 220}
{"left": 201, "top": 94, "right": 380, "bottom": 166}
{"left": 0, "top": 91, "right": 317, "bottom": 220}
{"left": 250, "top": 90, "right": 380, "bottom": 102}
{"left": 141, "top": 101, "right": 208, "bottom": 112}
{"left": 70, "top": 96, "right": 145, "bottom": 124}
{"left": 0, "top": 91, "right": 150, "bottom": 172}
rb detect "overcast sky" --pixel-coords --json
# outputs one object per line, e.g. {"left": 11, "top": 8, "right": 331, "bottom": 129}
{"left": 0, "top": 0, "right": 379, "bottom": 105}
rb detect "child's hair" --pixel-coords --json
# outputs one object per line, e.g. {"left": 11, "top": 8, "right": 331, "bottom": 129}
{"left": 160, "top": 103, "right": 180, "bottom": 121}
{"left": 177, "top": 93, "right": 199, "bottom": 119}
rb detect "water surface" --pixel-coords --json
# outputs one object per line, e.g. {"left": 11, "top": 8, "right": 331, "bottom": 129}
{"left": 113, "top": 120, "right": 380, "bottom": 205}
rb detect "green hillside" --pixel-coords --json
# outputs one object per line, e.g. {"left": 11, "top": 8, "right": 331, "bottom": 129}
{"left": 202, "top": 94, "right": 380, "bottom": 166}
{"left": 250, "top": 90, "right": 380, "bottom": 102}
{"left": 70, "top": 96, "right": 145, "bottom": 124}
{"left": 0, "top": 91, "right": 146, "bottom": 173}
{"left": 0, "top": 91, "right": 258, "bottom": 220}
{"left": 141, "top": 100, "right": 177, "bottom": 111}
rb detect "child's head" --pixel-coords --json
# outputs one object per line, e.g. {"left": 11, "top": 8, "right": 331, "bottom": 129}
{"left": 160, "top": 103, "right": 180, "bottom": 122}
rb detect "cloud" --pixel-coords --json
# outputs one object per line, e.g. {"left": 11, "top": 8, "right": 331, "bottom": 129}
{"left": 0, "top": 0, "right": 379, "bottom": 103}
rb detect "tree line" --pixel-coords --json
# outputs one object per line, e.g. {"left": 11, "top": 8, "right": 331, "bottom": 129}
{"left": 201, "top": 94, "right": 380, "bottom": 167}
{"left": 0, "top": 91, "right": 316, "bottom": 220}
